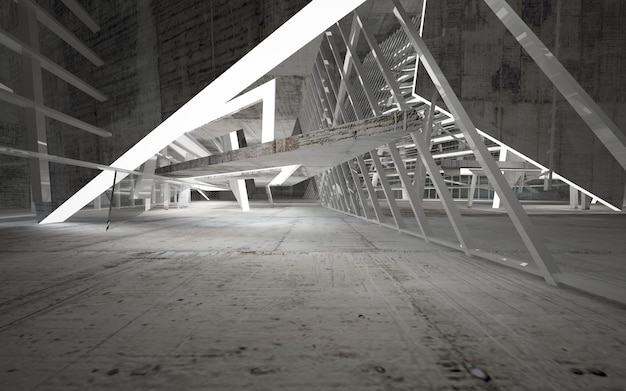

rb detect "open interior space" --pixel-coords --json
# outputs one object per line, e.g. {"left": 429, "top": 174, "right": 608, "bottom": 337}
{"left": 2, "top": 0, "right": 626, "bottom": 389}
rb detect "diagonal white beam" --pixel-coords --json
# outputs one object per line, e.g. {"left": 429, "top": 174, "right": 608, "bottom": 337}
{"left": 347, "top": 158, "right": 374, "bottom": 219}
{"left": 269, "top": 165, "right": 301, "bottom": 187}
{"left": 337, "top": 18, "right": 381, "bottom": 117}
{"left": 330, "top": 166, "right": 349, "bottom": 212}
{"left": 0, "top": 28, "right": 107, "bottom": 101}
{"left": 18, "top": 0, "right": 104, "bottom": 66}
{"left": 338, "top": 162, "right": 360, "bottom": 215}
{"left": 60, "top": 0, "right": 100, "bottom": 33}
{"left": 354, "top": 9, "right": 409, "bottom": 112}
{"left": 410, "top": 97, "right": 474, "bottom": 254}
{"left": 325, "top": 33, "right": 364, "bottom": 121}
{"left": 357, "top": 156, "right": 385, "bottom": 224}
{"left": 484, "top": 0, "right": 626, "bottom": 171}
{"left": 370, "top": 149, "right": 406, "bottom": 231}
{"left": 227, "top": 130, "right": 250, "bottom": 212}
{"left": 0, "top": 88, "right": 111, "bottom": 137}
{"left": 172, "top": 134, "right": 211, "bottom": 159}
{"left": 317, "top": 50, "right": 347, "bottom": 125}
{"left": 388, "top": 140, "right": 433, "bottom": 240}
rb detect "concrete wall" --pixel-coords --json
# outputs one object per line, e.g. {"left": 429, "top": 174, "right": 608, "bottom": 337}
{"left": 416, "top": 0, "right": 626, "bottom": 206}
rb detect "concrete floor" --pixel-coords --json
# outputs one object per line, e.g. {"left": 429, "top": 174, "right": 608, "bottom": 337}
{"left": 1, "top": 201, "right": 625, "bottom": 390}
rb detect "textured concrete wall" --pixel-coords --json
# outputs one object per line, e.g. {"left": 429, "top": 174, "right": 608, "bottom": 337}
{"left": 0, "top": 5, "right": 29, "bottom": 208}
{"left": 416, "top": 0, "right": 626, "bottom": 206}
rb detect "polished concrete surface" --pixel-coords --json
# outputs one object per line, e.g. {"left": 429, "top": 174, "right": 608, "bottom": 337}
{"left": 1, "top": 201, "right": 625, "bottom": 390}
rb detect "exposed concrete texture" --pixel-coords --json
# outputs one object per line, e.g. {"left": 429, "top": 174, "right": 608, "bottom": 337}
{"left": 417, "top": 0, "right": 626, "bottom": 206}
{"left": 1, "top": 201, "right": 625, "bottom": 389}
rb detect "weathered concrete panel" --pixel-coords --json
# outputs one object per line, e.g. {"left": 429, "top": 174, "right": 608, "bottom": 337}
{"left": 417, "top": 0, "right": 626, "bottom": 206}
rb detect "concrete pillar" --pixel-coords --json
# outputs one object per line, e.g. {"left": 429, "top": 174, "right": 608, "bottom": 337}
{"left": 163, "top": 183, "right": 170, "bottom": 210}
{"left": 581, "top": 193, "right": 591, "bottom": 210}
{"left": 569, "top": 187, "right": 579, "bottom": 209}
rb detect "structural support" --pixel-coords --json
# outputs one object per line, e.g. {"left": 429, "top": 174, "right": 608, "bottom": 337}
{"left": 311, "top": 63, "right": 333, "bottom": 126}
{"left": 132, "top": 156, "right": 157, "bottom": 201}
{"left": 266, "top": 185, "right": 274, "bottom": 207}
{"left": 347, "top": 158, "right": 374, "bottom": 219}
{"left": 339, "top": 162, "right": 361, "bottom": 216}
{"left": 317, "top": 51, "right": 347, "bottom": 125}
{"left": 388, "top": 141, "right": 432, "bottom": 240}
{"left": 484, "top": 0, "right": 626, "bottom": 171}
{"left": 370, "top": 150, "right": 405, "bottom": 231}
{"left": 544, "top": 0, "right": 562, "bottom": 191}
{"left": 321, "top": 171, "right": 337, "bottom": 210}
{"left": 332, "top": 165, "right": 350, "bottom": 213}
{"left": 307, "top": 79, "right": 326, "bottom": 129}
{"left": 354, "top": 10, "right": 408, "bottom": 111}
{"left": 393, "top": 0, "right": 560, "bottom": 284}
{"left": 226, "top": 131, "right": 250, "bottom": 212}
{"left": 569, "top": 187, "right": 579, "bottom": 210}
{"left": 17, "top": 1, "right": 51, "bottom": 215}
{"left": 328, "top": 167, "right": 344, "bottom": 211}
{"left": 467, "top": 174, "right": 478, "bottom": 208}
{"left": 357, "top": 156, "right": 385, "bottom": 224}
{"left": 230, "top": 179, "right": 249, "bottom": 211}
{"left": 0, "top": 28, "right": 107, "bottom": 101}
{"left": 410, "top": 131, "right": 474, "bottom": 255}
{"left": 325, "top": 33, "right": 364, "bottom": 121}
{"left": 492, "top": 146, "right": 508, "bottom": 209}
{"left": 337, "top": 16, "right": 381, "bottom": 117}
{"left": 20, "top": 0, "right": 104, "bottom": 66}
{"left": 106, "top": 171, "right": 117, "bottom": 231}
{"left": 60, "top": 0, "right": 101, "bottom": 32}
{"left": 0, "top": 89, "right": 112, "bottom": 137}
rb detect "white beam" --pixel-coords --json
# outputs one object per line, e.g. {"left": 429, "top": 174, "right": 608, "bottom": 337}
{"left": 354, "top": 9, "right": 409, "bottom": 111}
{"left": 0, "top": 29, "right": 107, "bottom": 101}
{"left": 0, "top": 79, "right": 111, "bottom": 137}
{"left": 347, "top": 158, "right": 374, "bottom": 219}
{"left": 337, "top": 18, "right": 381, "bottom": 116}
{"left": 18, "top": 0, "right": 104, "bottom": 66}
{"left": 60, "top": 0, "right": 100, "bottom": 33}
{"left": 388, "top": 141, "right": 433, "bottom": 239}
{"left": 484, "top": 0, "right": 626, "bottom": 171}
{"left": 370, "top": 150, "right": 406, "bottom": 231}
{"left": 268, "top": 165, "right": 300, "bottom": 186}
